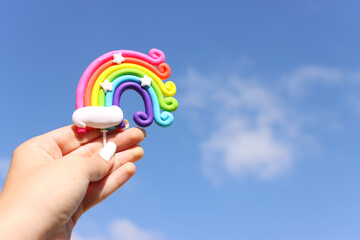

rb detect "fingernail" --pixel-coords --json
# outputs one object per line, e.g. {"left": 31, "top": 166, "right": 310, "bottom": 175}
{"left": 140, "top": 128, "right": 147, "bottom": 138}
{"left": 99, "top": 142, "right": 116, "bottom": 161}
{"left": 124, "top": 119, "right": 130, "bottom": 129}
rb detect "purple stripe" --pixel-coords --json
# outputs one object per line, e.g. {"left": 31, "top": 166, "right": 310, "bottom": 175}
{"left": 113, "top": 82, "right": 154, "bottom": 127}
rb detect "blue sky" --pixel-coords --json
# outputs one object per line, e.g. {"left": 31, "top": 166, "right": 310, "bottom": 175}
{"left": 1, "top": 0, "right": 360, "bottom": 239}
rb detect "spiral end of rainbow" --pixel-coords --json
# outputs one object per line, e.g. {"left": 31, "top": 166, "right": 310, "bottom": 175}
{"left": 73, "top": 49, "right": 178, "bottom": 132}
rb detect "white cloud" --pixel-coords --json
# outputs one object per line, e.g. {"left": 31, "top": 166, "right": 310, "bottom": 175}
{"left": 348, "top": 95, "right": 360, "bottom": 115}
{"left": 109, "top": 219, "right": 165, "bottom": 240}
{"left": 178, "top": 69, "right": 298, "bottom": 183}
{"left": 179, "top": 65, "right": 360, "bottom": 183}
{"left": 202, "top": 119, "right": 292, "bottom": 182}
{"left": 283, "top": 66, "right": 344, "bottom": 97}
{"left": 73, "top": 219, "right": 166, "bottom": 240}
{"left": 0, "top": 158, "right": 10, "bottom": 179}
{"left": 0, "top": 158, "right": 10, "bottom": 192}
{"left": 71, "top": 233, "right": 103, "bottom": 240}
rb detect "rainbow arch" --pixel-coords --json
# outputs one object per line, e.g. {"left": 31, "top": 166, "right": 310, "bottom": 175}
{"left": 75, "top": 48, "right": 178, "bottom": 132}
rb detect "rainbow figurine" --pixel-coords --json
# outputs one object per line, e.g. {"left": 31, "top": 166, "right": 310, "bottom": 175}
{"left": 72, "top": 49, "right": 178, "bottom": 141}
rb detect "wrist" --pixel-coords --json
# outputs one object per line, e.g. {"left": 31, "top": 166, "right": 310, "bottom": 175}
{"left": 0, "top": 197, "right": 46, "bottom": 240}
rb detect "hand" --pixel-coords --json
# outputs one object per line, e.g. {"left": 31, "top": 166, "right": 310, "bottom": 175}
{"left": 0, "top": 125, "right": 145, "bottom": 240}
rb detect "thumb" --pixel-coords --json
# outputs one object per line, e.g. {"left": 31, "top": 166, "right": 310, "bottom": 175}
{"left": 85, "top": 142, "right": 117, "bottom": 182}
{"left": 98, "top": 142, "right": 117, "bottom": 162}
{"left": 61, "top": 142, "right": 116, "bottom": 183}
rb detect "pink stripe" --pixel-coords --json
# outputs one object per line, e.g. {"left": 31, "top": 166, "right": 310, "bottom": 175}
{"left": 75, "top": 49, "right": 166, "bottom": 109}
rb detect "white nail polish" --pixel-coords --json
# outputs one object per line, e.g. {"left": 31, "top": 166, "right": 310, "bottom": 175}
{"left": 99, "top": 142, "right": 116, "bottom": 161}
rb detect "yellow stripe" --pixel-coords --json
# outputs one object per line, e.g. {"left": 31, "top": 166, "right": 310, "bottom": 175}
{"left": 91, "top": 63, "right": 176, "bottom": 106}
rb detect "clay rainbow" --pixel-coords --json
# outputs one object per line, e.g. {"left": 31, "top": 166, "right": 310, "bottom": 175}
{"left": 73, "top": 49, "right": 178, "bottom": 133}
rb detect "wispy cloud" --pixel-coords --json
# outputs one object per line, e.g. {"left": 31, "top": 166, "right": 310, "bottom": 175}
{"left": 73, "top": 219, "right": 166, "bottom": 240}
{"left": 348, "top": 95, "right": 360, "bottom": 115}
{"left": 178, "top": 69, "right": 299, "bottom": 184}
{"left": 282, "top": 65, "right": 360, "bottom": 97}
{"left": 71, "top": 233, "right": 103, "bottom": 240}
{"left": 283, "top": 66, "right": 344, "bottom": 97}
{"left": 0, "top": 158, "right": 10, "bottom": 179}
{"left": 109, "top": 219, "right": 166, "bottom": 240}
{"left": 0, "top": 158, "right": 10, "bottom": 192}
{"left": 202, "top": 119, "right": 293, "bottom": 182}
{"left": 179, "top": 64, "right": 360, "bottom": 184}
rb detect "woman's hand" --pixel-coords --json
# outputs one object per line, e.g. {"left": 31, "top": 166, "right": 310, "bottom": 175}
{"left": 0, "top": 125, "right": 145, "bottom": 240}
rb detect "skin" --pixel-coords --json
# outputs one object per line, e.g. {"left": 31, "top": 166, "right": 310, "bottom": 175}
{"left": 0, "top": 125, "right": 145, "bottom": 240}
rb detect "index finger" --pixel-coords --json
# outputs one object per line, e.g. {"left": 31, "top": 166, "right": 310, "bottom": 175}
{"left": 40, "top": 125, "right": 102, "bottom": 156}
{"left": 68, "top": 127, "right": 145, "bottom": 157}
